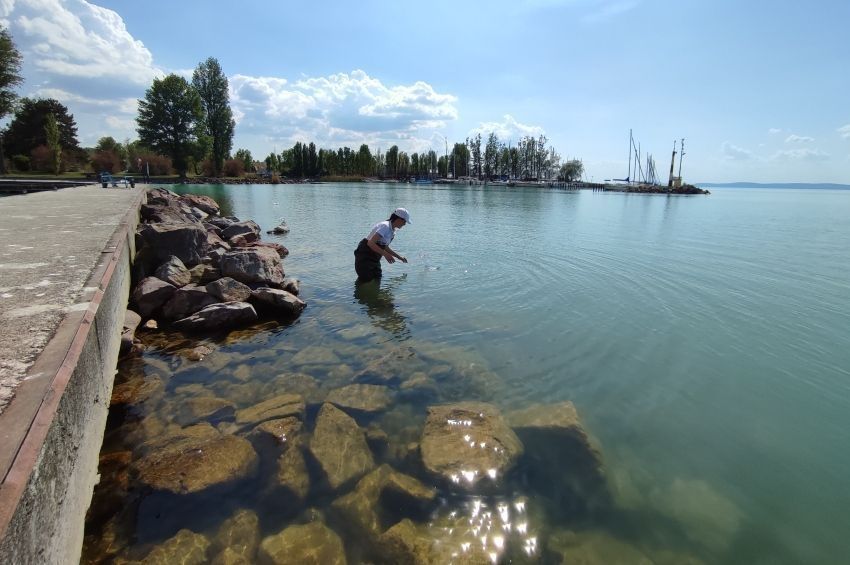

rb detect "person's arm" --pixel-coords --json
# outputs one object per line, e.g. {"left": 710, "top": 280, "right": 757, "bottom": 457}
{"left": 384, "top": 245, "right": 407, "bottom": 263}
{"left": 366, "top": 232, "right": 396, "bottom": 263}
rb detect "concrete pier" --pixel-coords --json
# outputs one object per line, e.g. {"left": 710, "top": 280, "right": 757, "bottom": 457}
{"left": 0, "top": 185, "right": 145, "bottom": 563}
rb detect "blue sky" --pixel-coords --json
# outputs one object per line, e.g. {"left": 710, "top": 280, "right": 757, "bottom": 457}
{"left": 1, "top": 0, "right": 848, "bottom": 183}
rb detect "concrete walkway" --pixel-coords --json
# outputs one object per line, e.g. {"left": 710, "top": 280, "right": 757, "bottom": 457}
{"left": 0, "top": 184, "right": 143, "bottom": 415}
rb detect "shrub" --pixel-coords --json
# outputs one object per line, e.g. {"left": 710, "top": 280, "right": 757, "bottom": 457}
{"left": 223, "top": 158, "right": 244, "bottom": 177}
{"left": 11, "top": 154, "right": 29, "bottom": 171}
{"left": 30, "top": 145, "right": 52, "bottom": 172}
{"left": 136, "top": 152, "right": 173, "bottom": 176}
{"left": 270, "top": 173, "right": 280, "bottom": 184}
{"left": 200, "top": 158, "right": 216, "bottom": 177}
{"left": 91, "top": 150, "right": 121, "bottom": 173}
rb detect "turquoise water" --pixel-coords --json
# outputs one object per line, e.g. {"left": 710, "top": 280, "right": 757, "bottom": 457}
{"left": 85, "top": 183, "right": 850, "bottom": 563}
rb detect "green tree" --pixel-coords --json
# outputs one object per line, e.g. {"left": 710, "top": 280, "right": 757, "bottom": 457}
{"left": 136, "top": 74, "right": 203, "bottom": 176}
{"left": 0, "top": 27, "right": 23, "bottom": 174}
{"left": 192, "top": 58, "right": 234, "bottom": 176}
{"left": 234, "top": 148, "right": 253, "bottom": 172}
{"left": 559, "top": 159, "right": 584, "bottom": 182}
{"left": 4, "top": 98, "right": 81, "bottom": 159}
{"left": 44, "top": 113, "right": 61, "bottom": 174}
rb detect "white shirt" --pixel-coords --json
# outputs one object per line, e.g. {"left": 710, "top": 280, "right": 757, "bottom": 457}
{"left": 367, "top": 220, "right": 395, "bottom": 247}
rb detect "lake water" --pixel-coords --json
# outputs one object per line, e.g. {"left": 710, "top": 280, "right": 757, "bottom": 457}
{"left": 83, "top": 183, "right": 850, "bottom": 564}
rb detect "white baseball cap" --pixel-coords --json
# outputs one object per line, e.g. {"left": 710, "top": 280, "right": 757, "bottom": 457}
{"left": 393, "top": 207, "right": 412, "bottom": 224}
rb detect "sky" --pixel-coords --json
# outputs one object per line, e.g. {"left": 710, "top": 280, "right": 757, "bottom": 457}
{"left": 1, "top": 0, "right": 848, "bottom": 184}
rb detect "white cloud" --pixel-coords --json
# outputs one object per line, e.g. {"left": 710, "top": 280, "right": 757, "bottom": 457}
{"left": 771, "top": 148, "right": 830, "bottom": 162}
{"left": 230, "top": 69, "right": 458, "bottom": 151}
{"left": 11, "top": 0, "right": 160, "bottom": 85}
{"left": 785, "top": 134, "right": 814, "bottom": 143}
{"left": 838, "top": 124, "right": 850, "bottom": 139}
{"left": 721, "top": 141, "right": 752, "bottom": 161}
{"left": 582, "top": 0, "right": 639, "bottom": 23}
{"left": 768, "top": 128, "right": 782, "bottom": 134}
{"left": 469, "top": 114, "right": 544, "bottom": 141}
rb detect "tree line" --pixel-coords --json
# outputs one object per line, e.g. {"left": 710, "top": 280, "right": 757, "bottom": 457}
{"left": 0, "top": 26, "right": 583, "bottom": 181}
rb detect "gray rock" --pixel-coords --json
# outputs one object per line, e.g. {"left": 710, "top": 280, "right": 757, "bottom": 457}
{"left": 353, "top": 346, "right": 423, "bottom": 386}
{"left": 290, "top": 345, "right": 340, "bottom": 366}
{"left": 420, "top": 402, "right": 523, "bottom": 489}
{"left": 121, "top": 309, "right": 142, "bottom": 354}
{"left": 258, "top": 521, "right": 346, "bottom": 565}
{"left": 161, "top": 284, "right": 219, "bottom": 321}
{"left": 207, "top": 277, "right": 253, "bottom": 302}
{"left": 154, "top": 256, "right": 192, "bottom": 287}
{"left": 266, "top": 220, "right": 290, "bottom": 234}
{"left": 221, "top": 220, "right": 261, "bottom": 241}
{"left": 235, "top": 394, "right": 305, "bottom": 427}
{"left": 219, "top": 247, "right": 285, "bottom": 287}
{"left": 251, "top": 287, "right": 305, "bottom": 317}
{"left": 138, "top": 222, "right": 209, "bottom": 267}
{"left": 309, "top": 403, "right": 375, "bottom": 490}
{"left": 173, "top": 302, "right": 258, "bottom": 332}
{"left": 282, "top": 277, "right": 300, "bottom": 295}
{"left": 180, "top": 193, "right": 220, "bottom": 215}
{"left": 250, "top": 416, "right": 302, "bottom": 447}
{"left": 277, "top": 446, "right": 311, "bottom": 503}
{"left": 141, "top": 529, "right": 210, "bottom": 565}
{"left": 326, "top": 384, "right": 392, "bottom": 414}
{"left": 189, "top": 263, "right": 221, "bottom": 284}
{"left": 207, "top": 230, "right": 232, "bottom": 251}
{"left": 134, "top": 426, "right": 258, "bottom": 494}
{"left": 267, "top": 373, "right": 324, "bottom": 405}
{"left": 132, "top": 277, "right": 177, "bottom": 318}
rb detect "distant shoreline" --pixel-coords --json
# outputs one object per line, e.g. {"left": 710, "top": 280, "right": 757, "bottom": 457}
{"left": 699, "top": 182, "right": 850, "bottom": 190}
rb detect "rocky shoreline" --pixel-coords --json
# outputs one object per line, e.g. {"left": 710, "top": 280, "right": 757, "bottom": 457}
{"left": 89, "top": 189, "right": 720, "bottom": 564}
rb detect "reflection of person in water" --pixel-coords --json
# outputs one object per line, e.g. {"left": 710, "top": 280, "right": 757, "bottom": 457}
{"left": 354, "top": 274, "right": 409, "bottom": 339}
{"left": 354, "top": 207, "right": 411, "bottom": 282}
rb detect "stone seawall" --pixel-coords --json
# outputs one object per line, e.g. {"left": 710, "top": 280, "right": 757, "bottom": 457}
{"left": 0, "top": 186, "right": 144, "bottom": 564}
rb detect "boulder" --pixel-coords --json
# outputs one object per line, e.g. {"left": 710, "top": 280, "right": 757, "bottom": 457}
{"left": 189, "top": 263, "right": 221, "bottom": 284}
{"left": 309, "top": 403, "right": 375, "bottom": 490}
{"left": 205, "top": 247, "right": 227, "bottom": 266}
{"left": 547, "top": 529, "right": 660, "bottom": 565}
{"left": 353, "top": 346, "right": 422, "bottom": 386}
{"left": 111, "top": 374, "right": 164, "bottom": 407}
{"left": 267, "top": 373, "right": 323, "bottom": 405}
{"left": 282, "top": 277, "right": 300, "bottom": 295}
{"left": 207, "top": 216, "right": 235, "bottom": 230}
{"left": 138, "top": 222, "right": 209, "bottom": 267}
{"left": 326, "top": 384, "right": 392, "bottom": 414}
{"left": 219, "top": 247, "right": 284, "bottom": 287}
{"left": 210, "top": 509, "right": 260, "bottom": 564}
{"left": 180, "top": 193, "right": 220, "bottom": 215}
{"left": 290, "top": 345, "right": 341, "bottom": 366}
{"left": 276, "top": 446, "right": 311, "bottom": 503}
{"left": 506, "top": 402, "right": 609, "bottom": 517}
{"left": 207, "top": 230, "right": 232, "bottom": 251}
{"left": 175, "top": 396, "right": 236, "bottom": 426}
{"left": 266, "top": 220, "right": 290, "bottom": 234}
{"left": 141, "top": 529, "right": 210, "bottom": 565}
{"left": 251, "top": 287, "right": 305, "bottom": 317}
{"left": 147, "top": 187, "right": 179, "bottom": 205}
{"left": 134, "top": 426, "right": 258, "bottom": 494}
{"left": 172, "top": 302, "right": 258, "bottom": 332}
{"left": 420, "top": 402, "right": 523, "bottom": 489}
{"left": 250, "top": 416, "right": 303, "bottom": 447}
{"left": 120, "top": 309, "right": 142, "bottom": 355}
{"left": 235, "top": 394, "right": 305, "bottom": 427}
{"left": 160, "top": 284, "right": 219, "bottom": 321}
{"left": 258, "top": 522, "right": 346, "bottom": 565}
{"left": 207, "top": 277, "right": 254, "bottom": 302}
{"left": 132, "top": 277, "right": 177, "bottom": 318}
{"left": 244, "top": 241, "right": 289, "bottom": 258}
{"left": 140, "top": 201, "right": 199, "bottom": 225}
{"left": 221, "top": 220, "right": 261, "bottom": 241}
{"left": 154, "top": 256, "right": 192, "bottom": 287}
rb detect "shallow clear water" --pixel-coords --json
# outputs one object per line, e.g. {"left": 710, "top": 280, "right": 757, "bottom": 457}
{"left": 84, "top": 183, "right": 850, "bottom": 564}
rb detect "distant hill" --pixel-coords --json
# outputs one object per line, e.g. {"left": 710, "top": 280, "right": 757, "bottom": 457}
{"left": 699, "top": 182, "right": 850, "bottom": 190}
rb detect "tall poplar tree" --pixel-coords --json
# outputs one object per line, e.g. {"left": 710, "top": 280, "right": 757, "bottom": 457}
{"left": 192, "top": 58, "right": 234, "bottom": 176}
{"left": 0, "top": 27, "right": 22, "bottom": 173}
{"left": 136, "top": 74, "right": 203, "bottom": 176}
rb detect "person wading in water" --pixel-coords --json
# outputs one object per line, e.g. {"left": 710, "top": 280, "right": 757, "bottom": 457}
{"left": 354, "top": 207, "right": 411, "bottom": 282}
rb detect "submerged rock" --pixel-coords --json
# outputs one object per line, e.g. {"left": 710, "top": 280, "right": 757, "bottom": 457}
{"left": 235, "top": 394, "right": 305, "bottom": 428}
{"left": 267, "top": 373, "right": 324, "bottom": 405}
{"left": 326, "top": 384, "right": 392, "bottom": 414}
{"left": 258, "top": 521, "right": 346, "bottom": 565}
{"left": 506, "top": 402, "right": 609, "bottom": 517}
{"left": 174, "top": 396, "right": 236, "bottom": 427}
{"left": 210, "top": 509, "right": 260, "bottom": 565}
{"left": 276, "top": 446, "right": 311, "bottom": 503}
{"left": 290, "top": 345, "right": 341, "bottom": 367}
{"left": 250, "top": 416, "right": 303, "bottom": 448}
{"left": 309, "top": 403, "right": 375, "bottom": 490}
{"left": 134, "top": 425, "right": 258, "bottom": 494}
{"left": 141, "top": 529, "right": 210, "bottom": 565}
{"left": 420, "top": 402, "right": 523, "bottom": 489}
{"left": 172, "top": 302, "right": 258, "bottom": 332}
{"left": 353, "top": 346, "right": 422, "bottom": 385}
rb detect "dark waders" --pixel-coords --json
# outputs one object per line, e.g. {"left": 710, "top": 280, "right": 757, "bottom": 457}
{"left": 354, "top": 238, "right": 385, "bottom": 282}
